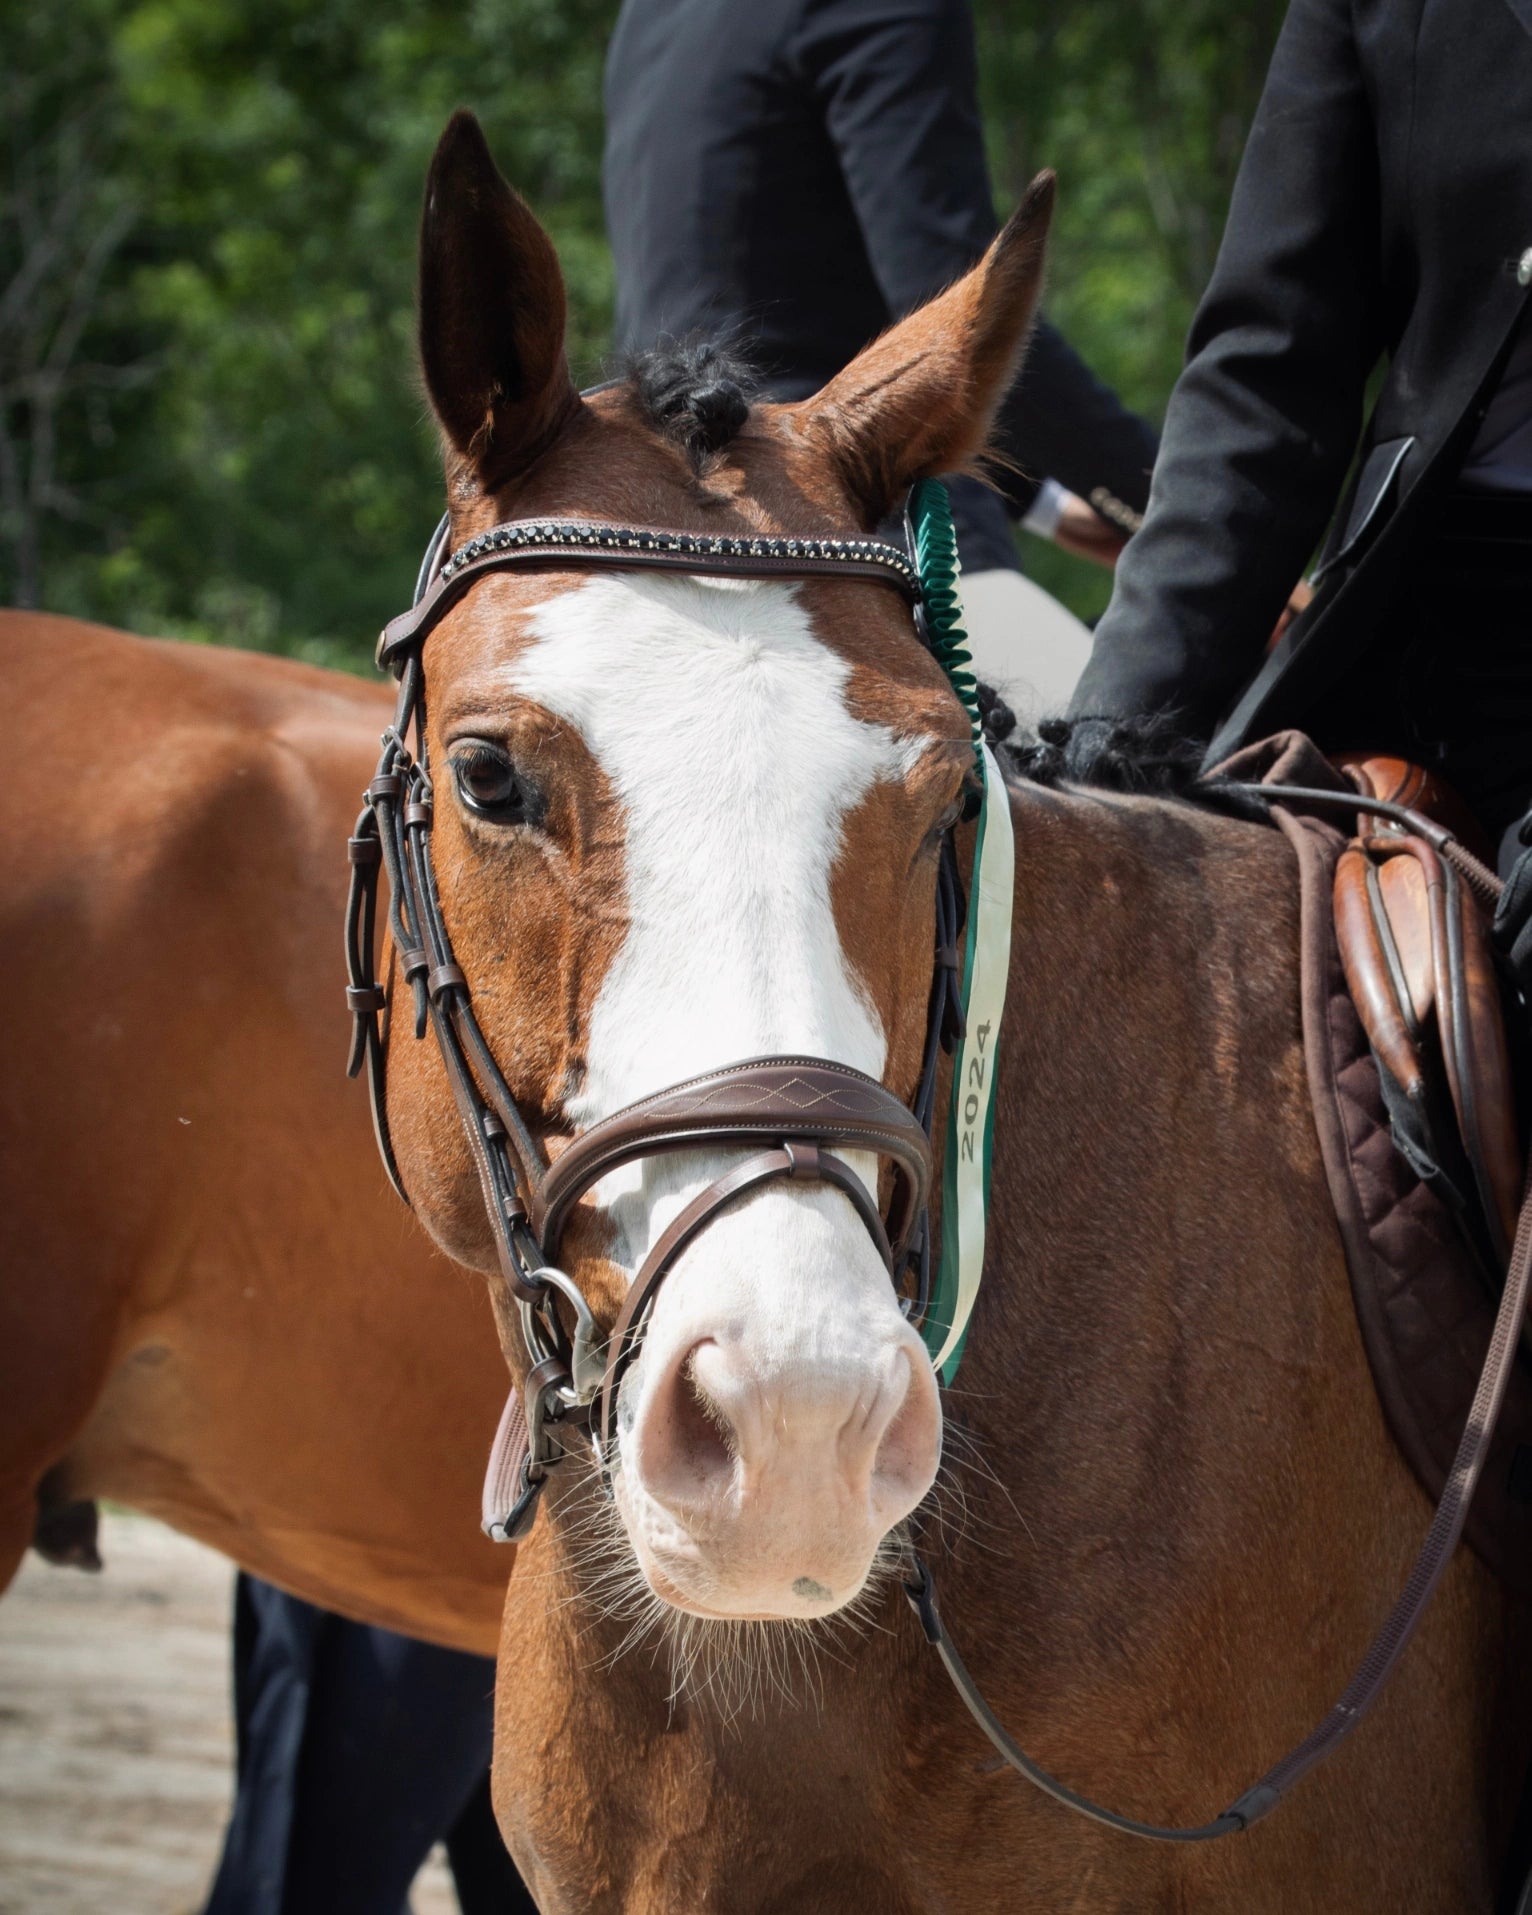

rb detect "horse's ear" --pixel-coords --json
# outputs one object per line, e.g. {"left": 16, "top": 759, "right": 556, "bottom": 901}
{"left": 418, "top": 111, "right": 579, "bottom": 491}
{"left": 796, "top": 172, "right": 1055, "bottom": 525}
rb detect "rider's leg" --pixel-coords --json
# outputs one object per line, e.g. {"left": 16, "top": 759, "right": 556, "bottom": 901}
{"left": 203, "top": 1575, "right": 532, "bottom": 1915}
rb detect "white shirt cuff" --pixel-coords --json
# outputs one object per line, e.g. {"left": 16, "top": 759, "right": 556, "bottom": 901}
{"left": 1019, "top": 476, "right": 1067, "bottom": 541}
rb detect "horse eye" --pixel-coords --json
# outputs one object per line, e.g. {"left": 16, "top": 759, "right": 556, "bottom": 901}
{"left": 451, "top": 742, "right": 531, "bottom": 823}
{"left": 922, "top": 793, "right": 966, "bottom": 852}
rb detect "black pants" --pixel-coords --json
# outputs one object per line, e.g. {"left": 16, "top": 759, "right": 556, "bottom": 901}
{"left": 1323, "top": 489, "right": 1532, "bottom": 877}
{"left": 204, "top": 1576, "right": 537, "bottom": 1915}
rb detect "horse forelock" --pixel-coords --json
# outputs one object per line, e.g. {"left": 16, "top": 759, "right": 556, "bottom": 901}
{"left": 619, "top": 335, "right": 760, "bottom": 471}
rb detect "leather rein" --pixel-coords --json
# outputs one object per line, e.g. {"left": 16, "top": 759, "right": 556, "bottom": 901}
{"left": 343, "top": 506, "right": 1532, "bottom": 1849}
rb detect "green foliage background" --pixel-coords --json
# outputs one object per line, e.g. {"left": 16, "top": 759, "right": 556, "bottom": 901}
{"left": 2, "top": 0, "right": 1287, "bottom": 670}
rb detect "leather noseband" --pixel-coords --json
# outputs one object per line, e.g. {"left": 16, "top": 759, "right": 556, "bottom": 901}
{"left": 533, "top": 1055, "right": 932, "bottom": 1451}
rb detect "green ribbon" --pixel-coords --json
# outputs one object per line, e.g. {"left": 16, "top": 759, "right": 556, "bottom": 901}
{"left": 908, "top": 480, "right": 1016, "bottom": 1383}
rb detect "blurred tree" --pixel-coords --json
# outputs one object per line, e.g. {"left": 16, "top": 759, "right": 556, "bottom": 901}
{"left": 2, "top": 0, "right": 617, "bottom": 665}
{"left": 2, "top": 0, "right": 1284, "bottom": 658}
{"left": 0, "top": 13, "right": 143, "bottom": 607}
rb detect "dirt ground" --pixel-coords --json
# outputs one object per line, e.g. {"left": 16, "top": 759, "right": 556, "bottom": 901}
{"left": 0, "top": 1512, "right": 457, "bottom": 1914}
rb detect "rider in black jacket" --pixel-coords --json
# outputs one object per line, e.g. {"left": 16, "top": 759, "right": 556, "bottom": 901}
{"left": 1068, "top": 0, "right": 1532, "bottom": 948}
{"left": 603, "top": 0, "right": 1160, "bottom": 712}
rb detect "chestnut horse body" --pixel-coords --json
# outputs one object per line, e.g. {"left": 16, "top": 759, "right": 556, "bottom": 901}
{"left": 0, "top": 611, "right": 510, "bottom": 1652}
{"left": 497, "top": 780, "right": 1527, "bottom": 1911}
{"left": 356, "top": 114, "right": 1530, "bottom": 1909}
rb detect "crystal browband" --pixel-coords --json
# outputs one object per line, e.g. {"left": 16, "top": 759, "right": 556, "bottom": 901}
{"left": 439, "top": 519, "right": 920, "bottom": 587}
{"left": 377, "top": 516, "right": 922, "bottom": 670}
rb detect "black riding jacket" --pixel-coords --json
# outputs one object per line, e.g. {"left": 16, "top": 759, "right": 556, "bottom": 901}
{"left": 1069, "top": 0, "right": 1532, "bottom": 764}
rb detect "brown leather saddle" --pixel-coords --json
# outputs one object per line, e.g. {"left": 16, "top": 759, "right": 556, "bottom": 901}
{"left": 1333, "top": 754, "right": 1523, "bottom": 1275}
{"left": 1219, "top": 734, "right": 1532, "bottom": 1591}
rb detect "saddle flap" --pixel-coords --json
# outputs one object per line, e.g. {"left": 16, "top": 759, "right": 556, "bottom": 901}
{"left": 1258, "top": 744, "right": 1532, "bottom": 1595}
{"left": 1335, "top": 844, "right": 1426, "bottom": 1099}
{"left": 1337, "top": 813, "right": 1524, "bottom": 1268}
{"left": 1376, "top": 854, "right": 1434, "bottom": 1031}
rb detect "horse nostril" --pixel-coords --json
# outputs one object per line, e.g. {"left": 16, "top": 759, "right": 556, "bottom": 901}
{"left": 869, "top": 1346, "right": 942, "bottom": 1516}
{"left": 634, "top": 1340, "right": 738, "bottom": 1508}
{"left": 680, "top": 1350, "right": 737, "bottom": 1462}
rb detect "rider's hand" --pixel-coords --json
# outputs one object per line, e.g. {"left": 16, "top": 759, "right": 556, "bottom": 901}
{"left": 1050, "top": 491, "right": 1131, "bottom": 569}
{"left": 1494, "top": 813, "right": 1532, "bottom": 995}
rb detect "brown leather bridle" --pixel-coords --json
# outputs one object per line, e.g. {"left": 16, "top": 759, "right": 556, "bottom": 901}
{"left": 344, "top": 512, "right": 965, "bottom": 1541}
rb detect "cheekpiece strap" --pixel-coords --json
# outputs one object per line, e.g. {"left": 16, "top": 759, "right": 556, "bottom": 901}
{"left": 378, "top": 518, "right": 921, "bottom": 671}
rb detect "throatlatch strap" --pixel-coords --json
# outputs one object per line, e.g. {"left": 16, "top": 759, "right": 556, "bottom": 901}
{"left": 908, "top": 480, "right": 1016, "bottom": 1380}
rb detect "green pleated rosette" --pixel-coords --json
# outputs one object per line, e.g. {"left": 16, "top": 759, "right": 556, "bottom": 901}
{"left": 909, "top": 477, "right": 982, "bottom": 762}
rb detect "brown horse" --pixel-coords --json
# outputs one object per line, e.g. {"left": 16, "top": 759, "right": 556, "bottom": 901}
{"left": 0, "top": 611, "right": 511, "bottom": 1653}
{"left": 361, "top": 111, "right": 1529, "bottom": 1910}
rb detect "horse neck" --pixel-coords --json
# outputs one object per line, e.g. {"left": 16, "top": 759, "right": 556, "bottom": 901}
{"left": 947, "top": 779, "right": 1358, "bottom": 1650}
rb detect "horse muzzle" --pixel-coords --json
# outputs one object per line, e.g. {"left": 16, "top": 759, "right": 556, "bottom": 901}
{"left": 611, "top": 1191, "right": 942, "bottom": 1619}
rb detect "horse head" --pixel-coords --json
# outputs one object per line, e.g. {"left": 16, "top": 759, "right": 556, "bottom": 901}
{"left": 379, "top": 111, "right": 1052, "bottom": 1626}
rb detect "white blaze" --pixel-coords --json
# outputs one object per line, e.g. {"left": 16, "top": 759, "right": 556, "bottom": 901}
{"left": 506, "top": 571, "right": 917, "bottom": 1264}
{"left": 503, "top": 571, "right": 945, "bottom": 1616}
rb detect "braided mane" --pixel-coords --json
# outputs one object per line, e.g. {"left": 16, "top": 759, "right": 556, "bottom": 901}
{"left": 621, "top": 336, "right": 757, "bottom": 468}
